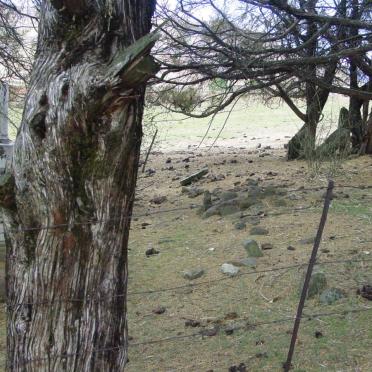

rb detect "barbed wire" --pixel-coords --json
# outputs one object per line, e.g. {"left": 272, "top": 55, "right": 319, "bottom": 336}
{"left": 11, "top": 305, "right": 372, "bottom": 368}
{"left": 6, "top": 257, "right": 372, "bottom": 309}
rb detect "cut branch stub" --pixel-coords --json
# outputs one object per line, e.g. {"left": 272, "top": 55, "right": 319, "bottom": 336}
{"left": 105, "top": 32, "right": 160, "bottom": 85}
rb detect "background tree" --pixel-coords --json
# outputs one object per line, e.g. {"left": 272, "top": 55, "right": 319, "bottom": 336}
{"left": 1, "top": 0, "right": 157, "bottom": 370}
{"left": 153, "top": 0, "right": 372, "bottom": 158}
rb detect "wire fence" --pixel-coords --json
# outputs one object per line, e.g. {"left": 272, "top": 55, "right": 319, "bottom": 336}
{"left": 2, "top": 179, "right": 372, "bottom": 370}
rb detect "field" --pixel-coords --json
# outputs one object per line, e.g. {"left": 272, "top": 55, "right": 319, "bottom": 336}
{"left": 1, "top": 96, "right": 372, "bottom": 371}
{"left": 125, "top": 147, "right": 372, "bottom": 371}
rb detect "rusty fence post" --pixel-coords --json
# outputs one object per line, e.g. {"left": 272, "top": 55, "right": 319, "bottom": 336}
{"left": 283, "top": 179, "right": 334, "bottom": 371}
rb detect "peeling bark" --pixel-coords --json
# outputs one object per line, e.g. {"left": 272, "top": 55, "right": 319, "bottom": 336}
{"left": 5, "top": 1, "right": 157, "bottom": 371}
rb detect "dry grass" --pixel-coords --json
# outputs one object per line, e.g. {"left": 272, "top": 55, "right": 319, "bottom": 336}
{"left": 1, "top": 147, "right": 372, "bottom": 371}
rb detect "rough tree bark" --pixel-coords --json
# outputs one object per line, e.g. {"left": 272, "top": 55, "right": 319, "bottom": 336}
{"left": 2, "top": 1, "right": 157, "bottom": 370}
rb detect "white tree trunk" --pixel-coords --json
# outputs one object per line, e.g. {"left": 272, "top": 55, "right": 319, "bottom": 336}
{"left": 2, "top": 1, "right": 157, "bottom": 370}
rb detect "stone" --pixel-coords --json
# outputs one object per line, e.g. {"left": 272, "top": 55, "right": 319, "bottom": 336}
{"left": 202, "top": 190, "right": 212, "bottom": 211}
{"left": 152, "top": 306, "right": 166, "bottom": 314}
{"left": 261, "top": 243, "right": 273, "bottom": 250}
{"left": 237, "top": 196, "right": 257, "bottom": 210}
{"left": 221, "top": 263, "right": 240, "bottom": 277}
{"left": 220, "top": 191, "right": 238, "bottom": 201}
{"left": 145, "top": 247, "right": 159, "bottom": 257}
{"left": 182, "top": 268, "right": 205, "bottom": 280}
{"left": 150, "top": 195, "right": 167, "bottom": 204}
{"left": 249, "top": 227, "right": 269, "bottom": 235}
{"left": 234, "top": 221, "right": 246, "bottom": 230}
{"left": 180, "top": 168, "right": 209, "bottom": 186}
{"left": 219, "top": 203, "right": 240, "bottom": 216}
{"left": 300, "top": 271, "right": 327, "bottom": 298}
{"left": 287, "top": 245, "right": 296, "bottom": 251}
{"left": 185, "top": 319, "right": 201, "bottom": 327}
{"left": 319, "top": 288, "right": 345, "bottom": 305}
{"left": 228, "top": 258, "right": 257, "bottom": 268}
{"left": 182, "top": 186, "right": 204, "bottom": 198}
{"left": 243, "top": 239, "right": 263, "bottom": 257}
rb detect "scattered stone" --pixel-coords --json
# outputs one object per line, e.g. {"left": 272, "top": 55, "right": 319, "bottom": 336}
{"left": 243, "top": 239, "right": 263, "bottom": 257}
{"left": 224, "top": 312, "right": 239, "bottom": 320}
{"left": 145, "top": 168, "right": 156, "bottom": 176}
{"left": 185, "top": 319, "right": 201, "bottom": 327}
{"left": 320, "top": 288, "right": 345, "bottom": 305}
{"left": 229, "top": 362, "right": 247, "bottom": 371}
{"left": 261, "top": 243, "right": 273, "bottom": 250}
{"left": 315, "top": 331, "right": 323, "bottom": 338}
{"left": 165, "top": 157, "right": 172, "bottom": 163}
{"left": 256, "top": 143, "right": 261, "bottom": 149}
{"left": 250, "top": 227, "right": 269, "bottom": 236}
{"left": 145, "top": 247, "right": 159, "bottom": 257}
{"left": 150, "top": 195, "right": 167, "bottom": 204}
{"left": 230, "top": 159, "right": 238, "bottom": 164}
{"left": 141, "top": 222, "right": 151, "bottom": 229}
{"left": 228, "top": 258, "right": 257, "bottom": 268}
{"left": 152, "top": 306, "right": 166, "bottom": 315}
{"left": 234, "top": 221, "right": 246, "bottom": 230}
{"left": 208, "top": 173, "right": 225, "bottom": 182}
{"left": 201, "top": 327, "right": 218, "bottom": 337}
{"left": 182, "top": 186, "right": 204, "bottom": 198}
{"left": 180, "top": 168, "right": 208, "bottom": 186}
{"left": 300, "top": 271, "right": 327, "bottom": 298}
{"left": 220, "top": 191, "right": 238, "bottom": 201}
{"left": 221, "top": 263, "right": 240, "bottom": 277}
{"left": 287, "top": 245, "right": 296, "bottom": 251}
{"left": 358, "top": 284, "right": 372, "bottom": 300}
{"left": 182, "top": 268, "right": 205, "bottom": 280}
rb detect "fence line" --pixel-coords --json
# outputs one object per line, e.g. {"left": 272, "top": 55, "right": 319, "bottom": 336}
{"left": 4, "top": 181, "right": 372, "bottom": 369}
{"left": 6, "top": 257, "right": 372, "bottom": 309}
{"left": 12, "top": 305, "right": 372, "bottom": 368}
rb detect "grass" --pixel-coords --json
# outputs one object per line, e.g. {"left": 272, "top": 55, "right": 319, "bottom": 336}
{"left": 1, "top": 96, "right": 371, "bottom": 371}
{"left": 124, "top": 150, "right": 372, "bottom": 371}
{"left": 143, "top": 95, "right": 348, "bottom": 152}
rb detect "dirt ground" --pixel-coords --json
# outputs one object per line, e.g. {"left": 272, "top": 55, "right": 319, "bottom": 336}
{"left": 126, "top": 147, "right": 372, "bottom": 371}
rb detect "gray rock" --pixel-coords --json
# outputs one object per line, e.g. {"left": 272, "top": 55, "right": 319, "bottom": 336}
{"left": 250, "top": 227, "right": 269, "bottom": 235}
{"left": 202, "top": 190, "right": 212, "bottom": 211}
{"left": 237, "top": 196, "right": 257, "bottom": 210}
{"left": 182, "top": 186, "right": 204, "bottom": 198}
{"left": 150, "top": 195, "right": 167, "bottom": 204}
{"left": 320, "top": 288, "right": 345, "bottom": 305}
{"left": 228, "top": 258, "right": 257, "bottom": 268}
{"left": 182, "top": 268, "right": 205, "bottom": 280}
{"left": 219, "top": 202, "right": 240, "bottom": 216}
{"left": 221, "top": 263, "right": 240, "bottom": 277}
{"left": 203, "top": 199, "right": 240, "bottom": 218}
{"left": 220, "top": 191, "right": 238, "bottom": 201}
{"left": 243, "top": 239, "right": 263, "bottom": 257}
{"left": 261, "top": 243, "right": 273, "bottom": 250}
{"left": 234, "top": 221, "right": 246, "bottom": 230}
{"left": 300, "top": 271, "right": 327, "bottom": 298}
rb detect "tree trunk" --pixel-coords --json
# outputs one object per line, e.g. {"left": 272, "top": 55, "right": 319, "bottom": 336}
{"left": 359, "top": 110, "right": 372, "bottom": 155}
{"left": 3, "top": 1, "right": 157, "bottom": 371}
